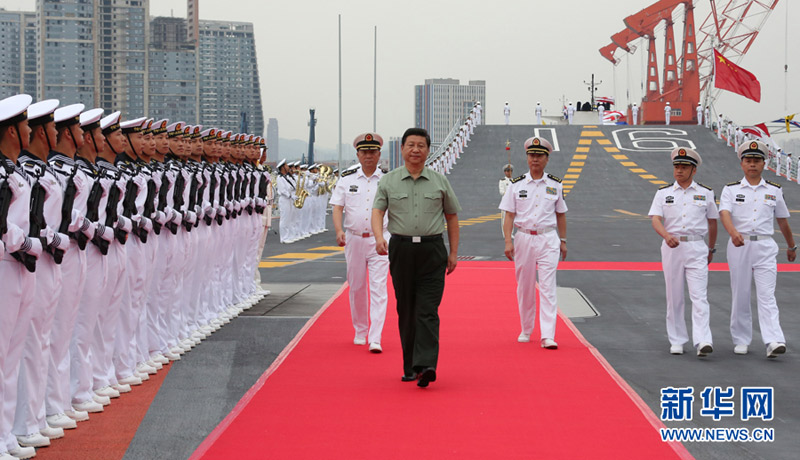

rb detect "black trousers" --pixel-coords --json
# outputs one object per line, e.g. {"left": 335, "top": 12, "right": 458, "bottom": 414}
{"left": 388, "top": 235, "right": 447, "bottom": 375}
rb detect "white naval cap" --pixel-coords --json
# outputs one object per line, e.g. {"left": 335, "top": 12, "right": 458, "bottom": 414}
{"left": 79, "top": 108, "right": 104, "bottom": 129}
{"left": 0, "top": 94, "right": 33, "bottom": 128}
{"left": 54, "top": 103, "right": 85, "bottom": 128}
{"left": 141, "top": 118, "right": 154, "bottom": 134}
{"left": 353, "top": 132, "right": 383, "bottom": 151}
{"left": 166, "top": 121, "right": 185, "bottom": 137}
{"left": 737, "top": 140, "right": 768, "bottom": 160}
{"left": 151, "top": 119, "right": 169, "bottom": 135}
{"left": 524, "top": 136, "right": 553, "bottom": 155}
{"left": 120, "top": 117, "right": 147, "bottom": 134}
{"left": 666, "top": 102, "right": 671, "bottom": 105}
{"left": 300, "top": 164, "right": 308, "bottom": 169}
{"left": 191, "top": 125, "right": 203, "bottom": 138}
{"left": 277, "top": 158, "right": 287, "bottom": 168}
{"left": 27, "top": 99, "right": 60, "bottom": 126}
{"left": 100, "top": 111, "right": 122, "bottom": 133}
{"left": 671, "top": 147, "right": 702, "bottom": 167}
{"left": 503, "top": 164, "right": 513, "bottom": 172}
{"left": 200, "top": 128, "right": 215, "bottom": 139}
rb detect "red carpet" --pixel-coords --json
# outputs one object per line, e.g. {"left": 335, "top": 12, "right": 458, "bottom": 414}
{"left": 191, "top": 261, "right": 692, "bottom": 460}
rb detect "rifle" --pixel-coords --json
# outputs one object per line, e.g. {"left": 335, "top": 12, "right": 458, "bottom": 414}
{"left": 169, "top": 167, "right": 186, "bottom": 233}
{"left": 184, "top": 165, "right": 198, "bottom": 232}
{"left": 205, "top": 165, "right": 216, "bottom": 226}
{"left": 0, "top": 174, "right": 12, "bottom": 251}
{"left": 13, "top": 168, "right": 44, "bottom": 272}
{"left": 104, "top": 172, "right": 122, "bottom": 246}
{"left": 85, "top": 178, "right": 107, "bottom": 254}
{"left": 50, "top": 165, "right": 79, "bottom": 261}
{"left": 256, "top": 169, "right": 268, "bottom": 214}
{"left": 242, "top": 168, "right": 253, "bottom": 215}
{"left": 195, "top": 164, "right": 208, "bottom": 228}
{"left": 116, "top": 174, "right": 138, "bottom": 244}
{"left": 229, "top": 168, "right": 238, "bottom": 218}
{"left": 218, "top": 170, "right": 228, "bottom": 223}
{"left": 142, "top": 176, "right": 158, "bottom": 236}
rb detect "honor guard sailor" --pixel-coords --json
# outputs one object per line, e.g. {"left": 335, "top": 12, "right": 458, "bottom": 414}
{"left": 499, "top": 136, "right": 567, "bottom": 349}
{"left": 648, "top": 148, "right": 718, "bottom": 356}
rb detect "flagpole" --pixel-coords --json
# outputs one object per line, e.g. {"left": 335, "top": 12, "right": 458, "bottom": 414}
{"left": 338, "top": 14, "right": 342, "bottom": 173}
{"left": 784, "top": 0, "right": 789, "bottom": 112}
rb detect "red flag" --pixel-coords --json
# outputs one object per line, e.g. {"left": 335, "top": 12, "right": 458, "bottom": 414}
{"left": 713, "top": 50, "right": 761, "bottom": 102}
{"left": 754, "top": 122, "right": 770, "bottom": 137}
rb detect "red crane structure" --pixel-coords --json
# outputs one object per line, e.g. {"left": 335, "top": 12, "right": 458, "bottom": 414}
{"left": 599, "top": 0, "right": 781, "bottom": 125}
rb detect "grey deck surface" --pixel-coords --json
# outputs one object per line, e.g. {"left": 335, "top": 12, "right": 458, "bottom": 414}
{"left": 125, "top": 125, "right": 799, "bottom": 460}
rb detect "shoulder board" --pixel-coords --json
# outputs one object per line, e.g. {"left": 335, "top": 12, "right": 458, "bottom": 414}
{"left": 659, "top": 183, "right": 672, "bottom": 190}
{"left": 510, "top": 174, "right": 526, "bottom": 184}
{"left": 697, "top": 183, "right": 713, "bottom": 191}
{"left": 726, "top": 181, "right": 740, "bottom": 187}
{"left": 547, "top": 173, "right": 562, "bottom": 183}
{"left": 341, "top": 169, "right": 357, "bottom": 177}
{"left": 765, "top": 180, "right": 782, "bottom": 189}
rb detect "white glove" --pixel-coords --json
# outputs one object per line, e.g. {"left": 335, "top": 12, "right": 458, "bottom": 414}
{"left": 54, "top": 232, "right": 71, "bottom": 251}
{"left": 24, "top": 236, "right": 43, "bottom": 258}
{"left": 69, "top": 209, "right": 86, "bottom": 233}
{"left": 95, "top": 224, "right": 115, "bottom": 243}
{"left": 40, "top": 227, "right": 56, "bottom": 247}
{"left": 2, "top": 225, "right": 27, "bottom": 253}
{"left": 153, "top": 210, "right": 167, "bottom": 224}
{"left": 217, "top": 206, "right": 226, "bottom": 217}
{"left": 115, "top": 215, "right": 133, "bottom": 233}
{"left": 186, "top": 211, "right": 197, "bottom": 225}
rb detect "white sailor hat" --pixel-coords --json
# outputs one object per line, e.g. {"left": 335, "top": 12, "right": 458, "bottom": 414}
{"left": 353, "top": 132, "right": 383, "bottom": 151}
{"left": 200, "top": 128, "right": 215, "bottom": 140}
{"left": 219, "top": 130, "right": 232, "bottom": 142}
{"left": 524, "top": 136, "right": 553, "bottom": 155}
{"left": 166, "top": 121, "right": 184, "bottom": 137}
{"left": 737, "top": 140, "right": 768, "bottom": 160}
{"left": 141, "top": 118, "right": 154, "bottom": 134}
{"left": 536, "top": 101, "right": 541, "bottom": 105}
{"left": 120, "top": 117, "right": 147, "bottom": 134}
{"left": 182, "top": 124, "right": 193, "bottom": 138}
{"left": 54, "top": 103, "right": 84, "bottom": 128}
{"left": 300, "top": 164, "right": 308, "bottom": 169}
{"left": 503, "top": 164, "right": 513, "bottom": 171}
{"left": 671, "top": 147, "right": 702, "bottom": 167}
{"left": 191, "top": 125, "right": 203, "bottom": 138}
{"left": 666, "top": 102, "right": 671, "bottom": 105}
{"left": 100, "top": 111, "right": 121, "bottom": 133}
{"left": 277, "top": 158, "right": 287, "bottom": 168}
{"left": 151, "top": 119, "right": 169, "bottom": 135}
{"left": 28, "top": 99, "right": 60, "bottom": 126}
{"left": 0, "top": 94, "right": 33, "bottom": 127}
{"left": 79, "top": 108, "right": 104, "bottom": 129}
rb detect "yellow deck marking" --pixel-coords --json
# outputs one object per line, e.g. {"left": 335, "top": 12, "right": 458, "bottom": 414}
{"left": 651, "top": 180, "right": 669, "bottom": 185}
{"left": 640, "top": 174, "right": 657, "bottom": 179}
{"left": 597, "top": 139, "right": 612, "bottom": 145}
{"left": 564, "top": 174, "right": 580, "bottom": 179}
{"left": 579, "top": 139, "right": 592, "bottom": 145}
{"left": 268, "top": 252, "right": 331, "bottom": 260}
{"left": 620, "top": 161, "right": 637, "bottom": 167}
{"left": 630, "top": 168, "right": 647, "bottom": 173}
{"left": 574, "top": 155, "right": 588, "bottom": 160}
{"left": 615, "top": 209, "right": 641, "bottom": 217}
{"left": 308, "top": 246, "right": 344, "bottom": 251}
{"left": 605, "top": 147, "right": 620, "bottom": 153}
{"left": 576, "top": 147, "right": 590, "bottom": 153}
{"left": 570, "top": 162, "right": 585, "bottom": 167}
{"left": 567, "top": 168, "right": 582, "bottom": 173}
{"left": 563, "top": 180, "right": 577, "bottom": 184}
{"left": 259, "top": 261, "right": 294, "bottom": 268}
{"left": 585, "top": 125, "right": 598, "bottom": 128}
{"left": 581, "top": 131, "right": 604, "bottom": 137}
{"left": 613, "top": 154, "right": 628, "bottom": 160}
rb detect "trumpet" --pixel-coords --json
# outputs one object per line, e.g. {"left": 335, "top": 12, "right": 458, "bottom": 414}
{"left": 317, "top": 165, "right": 333, "bottom": 195}
{"left": 293, "top": 170, "right": 309, "bottom": 208}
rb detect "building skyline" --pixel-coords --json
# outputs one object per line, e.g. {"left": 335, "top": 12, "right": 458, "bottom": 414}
{"left": 414, "top": 78, "right": 485, "bottom": 147}
{"left": 0, "top": 1, "right": 264, "bottom": 136}
{"left": 267, "top": 118, "right": 279, "bottom": 161}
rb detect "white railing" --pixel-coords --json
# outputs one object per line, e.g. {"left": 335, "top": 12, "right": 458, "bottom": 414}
{"left": 426, "top": 117, "right": 465, "bottom": 165}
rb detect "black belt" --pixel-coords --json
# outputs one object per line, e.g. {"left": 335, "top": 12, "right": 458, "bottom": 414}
{"left": 391, "top": 234, "right": 442, "bottom": 243}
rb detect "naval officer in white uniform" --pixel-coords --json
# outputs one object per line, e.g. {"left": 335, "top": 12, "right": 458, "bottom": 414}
{"left": 500, "top": 137, "right": 567, "bottom": 349}
{"left": 719, "top": 140, "right": 796, "bottom": 358}
{"left": 330, "top": 133, "right": 390, "bottom": 352}
{"left": 503, "top": 102, "right": 511, "bottom": 125}
{"left": 648, "top": 148, "right": 718, "bottom": 357}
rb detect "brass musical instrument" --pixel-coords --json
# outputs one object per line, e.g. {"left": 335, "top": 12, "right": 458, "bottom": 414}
{"left": 317, "top": 165, "right": 333, "bottom": 195}
{"left": 293, "top": 170, "right": 309, "bottom": 208}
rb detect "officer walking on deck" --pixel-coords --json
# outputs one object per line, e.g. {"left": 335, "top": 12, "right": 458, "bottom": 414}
{"left": 535, "top": 102, "right": 543, "bottom": 125}
{"left": 597, "top": 102, "right": 605, "bottom": 123}
{"left": 696, "top": 103, "right": 703, "bottom": 126}
{"left": 567, "top": 103, "right": 575, "bottom": 125}
{"left": 500, "top": 137, "right": 567, "bottom": 350}
{"left": 331, "top": 133, "right": 390, "bottom": 353}
{"left": 648, "top": 148, "right": 718, "bottom": 357}
{"left": 499, "top": 164, "right": 513, "bottom": 238}
{"left": 371, "top": 128, "right": 461, "bottom": 388}
{"left": 704, "top": 106, "right": 711, "bottom": 128}
{"left": 631, "top": 103, "right": 639, "bottom": 125}
{"left": 719, "top": 140, "right": 796, "bottom": 358}
{"left": 664, "top": 102, "right": 672, "bottom": 125}
{"left": 504, "top": 102, "right": 511, "bottom": 125}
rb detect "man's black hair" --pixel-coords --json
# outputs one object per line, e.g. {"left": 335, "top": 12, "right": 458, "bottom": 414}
{"left": 401, "top": 128, "right": 430, "bottom": 147}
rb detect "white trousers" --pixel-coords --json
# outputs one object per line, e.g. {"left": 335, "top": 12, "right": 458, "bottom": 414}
{"left": 1, "top": 259, "right": 35, "bottom": 451}
{"left": 660, "top": 240, "right": 713, "bottom": 347}
{"left": 278, "top": 197, "right": 293, "bottom": 242}
{"left": 70, "top": 244, "right": 107, "bottom": 404}
{"left": 504, "top": 114, "right": 510, "bottom": 125}
{"left": 47, "top": 243, "right": 86, "bottom": 417}
{"left": 727, "top": 238, "right": 785, "bottom": 345}
{"left": 14, "top": 257, "right": 62, "bottom": 436}
{"left": 344, "top": 232, "right": 390, "bottom": 344}
{"left": 665, "top": 113, "right": 671, "bottom": 125}
{"left": 513, "top": 231, "right": 560, "bottom": 340}
{"left": 114, "top": 237, "right": 146, "bottom": 379}
{"left": 91, "top": 241, "right": 126, "bottom": 390}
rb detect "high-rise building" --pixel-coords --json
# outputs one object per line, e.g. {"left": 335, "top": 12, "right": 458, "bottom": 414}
{"left": 36, "top": 0, "right": 96, "bottom": 108}
{"left": 95, "top": 0, "right": 148, "bottom": 118}
{"left": 267, "top": 118, "right": 279, "bottom": 160}
{"left": 22, "top": 12, "right": 37, "bottom": 101}
{"left": 149, "top": 17, "right": 197, "bottom": 123}
{"left": 0, "top": 10, "right": 25, "bottom": 99}
{"left": 414, "top": 78, "right": 485, "bottom": 147}
{"left": 198, "top": 20, "right": 263, "bottom": 135}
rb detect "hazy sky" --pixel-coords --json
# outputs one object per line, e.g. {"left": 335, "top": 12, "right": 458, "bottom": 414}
{"left": 4, "top": 0, "right": 798, "bottom": 153}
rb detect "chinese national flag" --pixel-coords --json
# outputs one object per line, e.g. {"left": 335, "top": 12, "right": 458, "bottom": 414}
{"left": 714, "top": 50, "right": 761, "bottom": 102}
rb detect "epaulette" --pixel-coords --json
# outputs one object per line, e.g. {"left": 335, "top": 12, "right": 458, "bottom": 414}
{"left": 547, "top": 173, "right": 562, "bottom": 183}
{"left": 659, "top": 183, "right": 672, "bottom": 190}
{"left": 765, "top": 179, "right": 782, "bottom": 189}
{"left": 697, "top": 183, "right": 713, "bottom": 191}
{"left": 726, "top": 181, "right": 740, "bottom": 187}
{"left": 341, "top": 169, "right": 357, "bottom": 177}
{"left": 510, "top": 174, "right": 526, "bottom": 184}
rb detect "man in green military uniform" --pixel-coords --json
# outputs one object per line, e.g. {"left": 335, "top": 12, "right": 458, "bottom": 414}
{"left": 371, "top": 128, "right": 461, "bottom": 388}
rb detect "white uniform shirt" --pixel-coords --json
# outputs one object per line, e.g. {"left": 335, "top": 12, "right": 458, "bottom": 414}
{"left": 499, "top": 172, "right": 568, "bottom": 230}
{"left": 329, "top": 167, "right": 387, "bottom": 234}
{"left": 648, "top": 181, "right": 719, "bottom": 236}
{"left": 719, "top": 178, "right": 790, "bottom": 235}
{"left": 499, "top": 177, "right": 511, "bottom": 196}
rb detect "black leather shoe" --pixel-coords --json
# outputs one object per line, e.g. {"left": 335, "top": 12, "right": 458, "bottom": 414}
{"left": 401, "top": 374, "right": 417, "bottom": 382}
{"left": 416, "top": 367, "right": 436, "bottom": 388}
